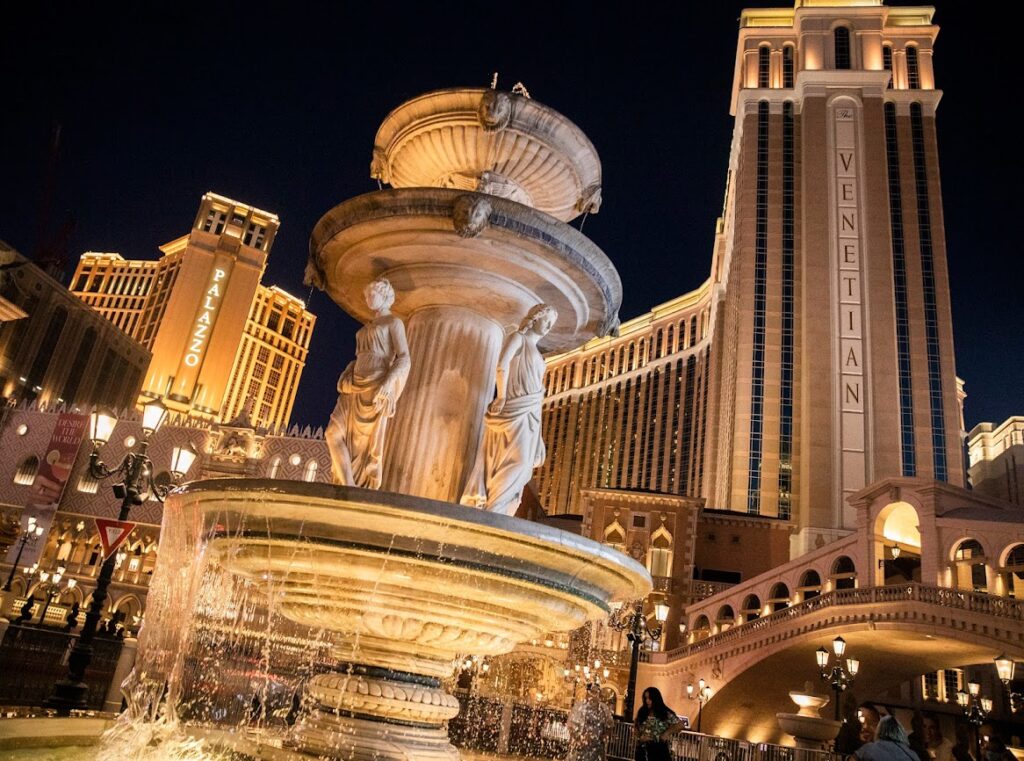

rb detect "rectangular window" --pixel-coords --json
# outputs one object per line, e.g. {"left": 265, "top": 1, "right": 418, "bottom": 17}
{"left": 631, "top": 513, "right": 647, "bottom": 529}
{"left": 202, "top": 208, "right": 227, "bottom": 235}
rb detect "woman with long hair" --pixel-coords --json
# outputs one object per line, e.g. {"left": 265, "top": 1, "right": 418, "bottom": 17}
{"left": 634, "top": 687, "right": 684, "bottom": 761}
{"left": 855, "top": 715, "right": 921, "bottom": 761}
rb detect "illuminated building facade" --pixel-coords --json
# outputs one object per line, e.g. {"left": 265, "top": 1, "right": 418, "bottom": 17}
{"left": 541, "top": 1, "right": 965, "bottom": 557}
{"left": 0, "top": 242, "right": 150, "bottom": 411}
{"left": 968, "top": 417, "right": 1024, "bottom": 506}
{"left": 70, "top": 193, "right": 315, "bottom": 429}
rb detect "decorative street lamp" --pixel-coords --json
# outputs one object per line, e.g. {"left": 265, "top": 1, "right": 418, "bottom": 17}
{"left": 2, "top": 516, "right": 45, "bottom": 593}
{"left": 608, "top": 598, "right": 668, "bottom": 718}
{"left": 687, "top": 677, "right": 713, "bottom": 732}
{"left": 48, "top": 400, "right": 197, "bottom": 714}
{"left": 994, "top": 654, "right": 1023, "bottom": 713}
{"left": 35, "top": 566, "right": 76, "bottom": 625}
{"left": 957, "top": 680, "right": 993, "bottom": 761}
{"left": 816, "top": 636, "right": 860, "bottom": 720}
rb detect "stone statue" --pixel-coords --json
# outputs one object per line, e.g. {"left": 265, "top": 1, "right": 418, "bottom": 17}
{"left": 326, "top": 278, "right": 410, "bottom": 489}
{"left": 461, "top": 304, "right": 556, "bottom": 515}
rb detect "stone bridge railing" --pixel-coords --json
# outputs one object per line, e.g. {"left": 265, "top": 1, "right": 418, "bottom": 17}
{"left": 648, "top": 583, "right": 1024, "bottom": 664}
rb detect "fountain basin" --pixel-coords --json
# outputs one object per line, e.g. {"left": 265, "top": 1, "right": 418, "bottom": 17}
{"left": 152, "top": 479, "right": 651, "bottom": 759}
{"left": 372, "top": 88, "right": 602, "bottom": 222}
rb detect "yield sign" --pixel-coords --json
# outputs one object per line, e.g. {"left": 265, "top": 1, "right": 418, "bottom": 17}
{"left": 95, "top": 518, "right": 136, "bottom": 557}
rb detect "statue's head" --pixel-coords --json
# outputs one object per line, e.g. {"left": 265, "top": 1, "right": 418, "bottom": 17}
{"left": 519, "top": 303, "right": 557, "bottom": 336}
{"left": 364, "top": 278, "right": 396, "bottom": 312}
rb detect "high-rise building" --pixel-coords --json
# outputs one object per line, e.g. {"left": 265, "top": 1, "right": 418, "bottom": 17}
{"left": 70, "top": 193, "right": 315, "bottom": 430}
{"left": 0, "top": 241, "right": 150, "bottom": 411}
{"left": 540, "top": 0, "right": 965, "bottom": 556}
{"left": 968, "top": 417, "right": 1024, "bottom": 506}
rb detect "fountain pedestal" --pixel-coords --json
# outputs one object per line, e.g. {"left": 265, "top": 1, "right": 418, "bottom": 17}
{"left": 776, "top": 682, "right": 842, "bottom": 750}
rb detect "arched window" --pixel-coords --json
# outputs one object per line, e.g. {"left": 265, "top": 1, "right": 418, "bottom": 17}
{"left": 648, "top": 528, "right": 673, "bottom": 578}
{"left": 691, "top": 615, "right": 712, "bottom": 642}
{"left": 798, "top": 569, "right": 822, "bottom": 600}
{"left": 740, "top": 594, "right": 762, "bottom": 622}
{"left": 882, "top": 44, "right": 893, "bottom": 88}
{"left": 952, "top": 539, "right": 987, "bottom": 592}
{"left": 830, "top": 555, "right": 857, "bottom": 590}
{"left": 303, "top": 459, "right": 318, "bottom": 482}
{"left": 782, "top": 45, "right": 795, "bottom": 88}
{"left": 906, "top": 45, "right": 920, "bottom": 89}
{"left": 268, "top": 456, "right": 281, "bottom": 479}
{"left": 689, "top": 316, "right": 698, "bottom": 346}
{"left": 834, "top": 27, "right": 851, "bottom": 70}
{"left": 14, "top": 455, "right": 39, "bottom": 486}
{"left": 1003, "top": 544, "right": 1024, "bottom": 599}
{"left": 715, "top": 605, "right": 736, "bottom": 632}
{"left": 768, "top": 582, "right": 791, "bottom": 612}
{"left": 758, "top": 45, "right": 771, "bottom": 88}
{"left": 666, "top": 325, "right": 675, "bottom": 355}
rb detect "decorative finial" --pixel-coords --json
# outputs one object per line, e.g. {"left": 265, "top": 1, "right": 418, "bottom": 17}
{"left": 490, "top": 72, "right": 499, "bottom": 89}
{"left": 512, "top": 82, "right": 531, "bottom": 99}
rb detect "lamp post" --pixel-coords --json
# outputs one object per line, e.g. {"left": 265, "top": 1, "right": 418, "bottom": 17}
{"left": 994, "top": 654, "right": 1023, "bottom": 714}
{"left": 816, "top": 636, "right": 860, "bottom": 720}
{"left": 35, "top": 566, "right": 76, "bottom": 625}
{"left": 957, "top": 681, "right": 992, "bottom": 761}
{"left": 2, "top": 516, "right": 45, "bottom": 593}
{"left": 48, "top": 401, "right": 197, "bottom": 714}
{"left": 608, "top": 598, "right": 669, "bottom": 719}
{"left": 687, "top": 678, "right": 713, "bottom": 732}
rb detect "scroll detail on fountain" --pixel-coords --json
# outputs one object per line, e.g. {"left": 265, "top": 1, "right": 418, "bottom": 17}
{"left": 121, "top": 85, "right": 646, "bottom": 761}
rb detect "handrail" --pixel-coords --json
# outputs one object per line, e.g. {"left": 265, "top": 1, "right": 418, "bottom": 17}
{"left": 659, "top": 583, "right": 1024, "bottom": 660}
{"left": 608, "top": 723, "right": 836, "bottom": 761}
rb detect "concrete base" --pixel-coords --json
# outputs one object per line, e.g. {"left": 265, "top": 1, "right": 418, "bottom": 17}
{"left": 0, "top": 716, "right": 116, "bottom": 751}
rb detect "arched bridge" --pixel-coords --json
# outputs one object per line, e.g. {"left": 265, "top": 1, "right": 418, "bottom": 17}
{"left": 640, "top": 583, "right": 1024, "bottom": 744}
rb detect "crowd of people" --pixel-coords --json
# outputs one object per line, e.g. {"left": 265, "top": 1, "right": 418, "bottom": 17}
{"left": 564, "top": 684, "right": 1018, "bottom": 761}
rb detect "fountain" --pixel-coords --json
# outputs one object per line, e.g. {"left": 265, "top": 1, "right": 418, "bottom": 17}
{"left": 776, "top": 682, "right": 842, "bottom": 750}
{"left": 113, "top": 86, "right": 650, "bottom": 760}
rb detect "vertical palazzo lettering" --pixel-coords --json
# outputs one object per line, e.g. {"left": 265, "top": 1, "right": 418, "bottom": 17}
{"left": 184, "top": 268, "right": 228, "bottom": 367}
{"left": 832, "top": 104, "right": 869, "bottom": 518}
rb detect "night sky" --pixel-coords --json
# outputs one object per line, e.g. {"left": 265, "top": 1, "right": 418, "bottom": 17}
{"left": 1, "top": 2, "right": 1019, "bottom": 431}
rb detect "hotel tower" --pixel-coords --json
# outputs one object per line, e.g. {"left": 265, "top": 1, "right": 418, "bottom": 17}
{"left": 539, "top": 0, "right": 964, "bottom": 554}
{"left": 70, "top": 193, "right": 316, "bottom": 430}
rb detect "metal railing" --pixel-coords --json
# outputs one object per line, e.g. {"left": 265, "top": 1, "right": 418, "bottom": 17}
{"left": 664, "top": 583, "right": 1024, "bottom": 660}
{"left": 609, "top": 723, "right": 837, "bottom": 761}
{"left": 0, "top": 622, "right": 122, "bottom": 709}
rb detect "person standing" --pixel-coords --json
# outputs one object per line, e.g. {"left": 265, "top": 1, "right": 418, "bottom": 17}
{"left": 634, "top": 687, "right": 684, "bottom": 761}
{"left": 855, "top": 716, "right": 922, "bottom": 761}
{"left": 567, "top": 683, "right": 615, "bottom": 761}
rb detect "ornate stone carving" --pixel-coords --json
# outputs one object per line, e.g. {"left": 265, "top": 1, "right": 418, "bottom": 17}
{"left": 307, "top": 673, "right": 459, "bottom": 724}
{"left": 576, "top": 183, "right": 603, "bottom": 214}
{"left": 369, "top": 146, "right": 391, "bottom": 184}
{"left": 477, "top": 90, "right": 512, "bottom": 132}
{"left": 326, "top": 278, "right": 411, "bottom": 489}
{"left": 452, "top": 194, "right": 492, "bottom": 238}
{"left": 460, "top": 304, "right": 556, "bottom": 515}
{"left": 476, "top": 171, "right": 533, "bottom": 206}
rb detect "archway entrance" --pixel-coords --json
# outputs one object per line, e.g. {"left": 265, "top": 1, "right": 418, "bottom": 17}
{"left": 874, "top": 501, "right": 922, "bottom": 585}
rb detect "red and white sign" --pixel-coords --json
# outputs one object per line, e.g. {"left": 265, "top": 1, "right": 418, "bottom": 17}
{"left": 95, "top": 518, "right": 137, "bottom": 557}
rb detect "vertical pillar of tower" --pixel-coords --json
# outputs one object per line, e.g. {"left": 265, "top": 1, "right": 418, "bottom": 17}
{"left": 381, "top": 305, "right": 503, "bottom": 503}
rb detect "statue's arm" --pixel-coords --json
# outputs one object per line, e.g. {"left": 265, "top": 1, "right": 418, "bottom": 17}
{"left": 489, "top": 332, "right": 521, "bottom": 413}
{"left": 386, "top": 318, "right": 411, "bottom": 391}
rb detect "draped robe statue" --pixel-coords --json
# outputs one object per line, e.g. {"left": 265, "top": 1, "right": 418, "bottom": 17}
{"left": 461, "top": 304, "right": 556, "bottom": 515}
{"left": 326, "top": 279, "right": 410, "bottom": 489}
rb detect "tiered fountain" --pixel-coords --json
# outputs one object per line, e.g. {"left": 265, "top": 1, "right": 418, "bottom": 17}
{"left": 121, "top": 86, "right": 650, "bottom": 760}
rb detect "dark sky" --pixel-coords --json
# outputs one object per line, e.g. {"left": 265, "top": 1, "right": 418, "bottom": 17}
{"left": 1, "top": 2, "right": 1018, "bottom": 431}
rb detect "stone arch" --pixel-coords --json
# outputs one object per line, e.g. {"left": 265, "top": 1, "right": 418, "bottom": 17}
{"left": 797, "top": 569, "right": 822, "bottom": 601}
{"left": 715, "top": 605, "right": 736, "bottom": 633}
{"left": 949, "top": 538, "right": 988, "bottom": 593}
{"left": 740, "top": 594, "right": 761, "bottom": 623}
{"left": 874, "top": 500, "right": 922, "bottom": 586}
{"left": 303, "top": 459, "right": 319, "bottom": 482}
{"left": 830, "top": 555, "right": 857, "bottom": 590}
{"left": 691, "top": 614, "right": 712, "bottom": 642}
{"left": 767, "top": 582, "right": 790, "bottom": 612}
{"left": 268, "top": 456, "right": 281, "bottom": 479}
{"left": 999, "top": 543, "right": 1024, "bottom": 599}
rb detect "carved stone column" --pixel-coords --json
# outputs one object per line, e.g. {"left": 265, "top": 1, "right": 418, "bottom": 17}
{"left": 382, "top": 305, "right": 503, "bottom": 502}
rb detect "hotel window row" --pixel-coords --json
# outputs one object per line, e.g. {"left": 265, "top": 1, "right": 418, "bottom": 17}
{"left": 753, "top": 37, "right": 923, "bottom": 90}
{"left": 544, "top": 309, "right": 709, "bottom": 396}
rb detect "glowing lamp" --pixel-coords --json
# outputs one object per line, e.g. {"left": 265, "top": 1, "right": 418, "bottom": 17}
{"left": 89, "top": 408, "right": 118, "bottom": 446}
{"left": 995, "top": 654, "right": 1015, "bottom": 684}
{"left": 816, "top": 647, "right": 830, "bottom": 669}
{"left": 170, "top": 443, "right": 199, "bottom": 480}
{"left": 687, "top": 683, "right": 694, "bottom": 697}
{"left": 655, "top": 602, "right": 670, "bottom": 623}
{"left": 847, "top": 657, "right": 860, "bottom": 676}
{"left": 39, "top": 570, "right": 49, "bottom": 583}
{"left": 141, "top": 399, "right": 169, "bottom": 437}
{"left": 890, "top": 545, "right": 901, "bottom": 559}
{"left": 66, "top": 578, "right": 76, "bottom": 590}
{"left": 968, "top": 681, "right": 980, "bottom": 697}
{"left": 956, "top": 690, "right": 969, "bottom": 707}
{"left": 832, "top": 636, "right": 847, "bottom": 658}
{"left": 563, "top": 668, "right": 570, "bottom": 678}
{"left": 981, "top": 697, "right": 993, "bottom": 713}
{"left": 698, "top": 678, "right": 706, "bottom": 692}
{"left": 34, "top": 524, "right": 44, "bottom": 537}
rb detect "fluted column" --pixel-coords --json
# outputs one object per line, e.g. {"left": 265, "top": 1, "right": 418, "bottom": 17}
{"left": 382, "top": 305, "right": 504, "bottom": 502}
